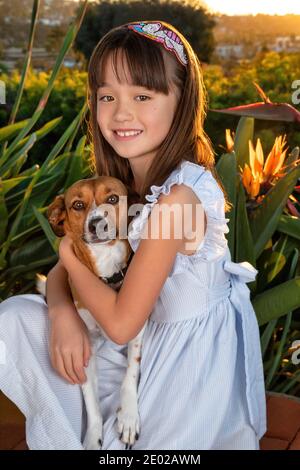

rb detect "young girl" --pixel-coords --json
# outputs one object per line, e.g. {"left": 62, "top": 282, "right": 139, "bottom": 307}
{"left": 0, "top": 20, "right": 266, "bottom": 450}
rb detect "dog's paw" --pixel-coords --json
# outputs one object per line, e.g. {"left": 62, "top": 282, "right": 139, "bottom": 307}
{"left": 83, "top": 423, "right": 103, "bottom": 450}
{"left": 116, "top": 402, "right": 140, "bottom": 448}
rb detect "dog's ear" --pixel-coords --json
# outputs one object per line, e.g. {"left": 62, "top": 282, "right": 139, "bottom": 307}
{"left": 47, "top": 194, "right": 66, "bottom": 237}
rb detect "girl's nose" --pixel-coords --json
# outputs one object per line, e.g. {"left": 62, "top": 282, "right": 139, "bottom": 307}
{"left": 113, "top": 101, "right": 134, "bottom": 121}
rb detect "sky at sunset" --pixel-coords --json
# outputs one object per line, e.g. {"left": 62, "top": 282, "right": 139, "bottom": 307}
{"left": 203, "top": 0, "right": 300, "bottom": 15}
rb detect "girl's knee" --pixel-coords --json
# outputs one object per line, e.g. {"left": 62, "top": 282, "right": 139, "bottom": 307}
{"left": 0, "top": 294, "right": 48, "bottom": 323}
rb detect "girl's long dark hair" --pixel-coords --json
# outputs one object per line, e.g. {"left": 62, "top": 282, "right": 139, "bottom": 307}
{"left": 87, "top": 21, "right": 232, "bottom": 212}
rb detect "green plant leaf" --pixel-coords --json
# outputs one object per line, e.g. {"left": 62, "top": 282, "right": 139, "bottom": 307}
{"left": 64, "top": 135, "right": 86, "bottom": 189}
{"left": 32, "top": 205, "right": 59, "bottom": 254}
{"left": 0, "top": 133, "right": 37, "bottom": 176}
{"left": 0, "top": 120, "right": 30, "bottom": 143}
{"left": 216, "top": 151, "right": 237, "bottom": 255}
{"left": 234, "top": 117, "right": 254, "bottom": 170}
{"left": 12, "top": 116, "right": 63, "bottom": 156}
{"left": 9, "top": 236, "right": 55, "bottom": 267}
{"left": 0, "top": 178, "right": 8, "bottom": 246}
{"left": 249, "top": 165, "right": 300, "bottom": 258}
{"left": 235, "top": 178, "right": 256, "bottom": 267}
{"left": 1, "top": 176, "right": 32, "bottom": 195}
{"left": 253, "top": 276, "right": 300, "bottom": 325}
{"left": 265, "top": 248, "right": 298, "bottom": 388}
{"left": 277, "top": 214, "right": 300, "bottom": 240}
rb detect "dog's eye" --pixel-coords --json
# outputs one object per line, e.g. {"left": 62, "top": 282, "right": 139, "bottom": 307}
{"left": 107, "top": 195, "right": 119, "bottom": 204}
{"left": 72, "top": 200, "right": 85, "bottom": 210}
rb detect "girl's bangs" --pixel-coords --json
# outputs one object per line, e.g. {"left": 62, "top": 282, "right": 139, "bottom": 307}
{"left": 89, "top": 30, "right": 172, "bottom": 95}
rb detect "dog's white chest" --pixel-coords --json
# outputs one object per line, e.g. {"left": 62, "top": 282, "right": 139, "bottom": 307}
{"left": 74, "top": 241, "right": 128, "bottom": 341}
{"left": 87, "top": 240, "right": 128, "bottom": 278}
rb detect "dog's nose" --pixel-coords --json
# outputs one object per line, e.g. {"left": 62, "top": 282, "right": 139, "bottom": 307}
{"left": 88, "top": 216, "right": 107, "bottom": 235}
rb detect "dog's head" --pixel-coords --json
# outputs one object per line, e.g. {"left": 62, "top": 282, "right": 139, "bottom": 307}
{"left": 47, "top": 176, "right": 141, "bottom": 245}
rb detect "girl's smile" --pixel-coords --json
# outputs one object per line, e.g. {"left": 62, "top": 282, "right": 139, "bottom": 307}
{"left": 113, "top": 129, "right": 143, "bottom": 141}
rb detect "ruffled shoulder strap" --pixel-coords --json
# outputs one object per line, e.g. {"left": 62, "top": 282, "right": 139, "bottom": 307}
{"left": 128, "top": 160, "right": 230, "bottom": 263}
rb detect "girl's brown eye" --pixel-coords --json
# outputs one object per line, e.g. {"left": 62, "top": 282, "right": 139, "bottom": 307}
{"left": 107, "top": 194, "right": 119, "bottom": 204}
{"left": 72, "top": 201, "right": 85, "bottom": 210}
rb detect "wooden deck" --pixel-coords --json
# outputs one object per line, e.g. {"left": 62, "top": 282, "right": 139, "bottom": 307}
{"left": 1, "top": 391, "right": 300, "bottom": 450}
{"left": 259, "top": 392, "right": 300, "bottom": 450}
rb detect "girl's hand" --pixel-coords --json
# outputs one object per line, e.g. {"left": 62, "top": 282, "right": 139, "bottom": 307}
{"left": 49, "top": 306, "right": 91, "bottom": 385}
{"left": 59, "top": 235, "right": 75, "bottom": 268}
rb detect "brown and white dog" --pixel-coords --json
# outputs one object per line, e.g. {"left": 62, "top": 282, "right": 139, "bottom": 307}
{"left": 36, "top": 175, "right": 147, "bottom": 450}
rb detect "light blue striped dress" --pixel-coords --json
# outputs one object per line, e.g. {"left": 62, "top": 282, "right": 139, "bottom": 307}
{"left": 0, "top": 160, "right": 266, "bottom": 450}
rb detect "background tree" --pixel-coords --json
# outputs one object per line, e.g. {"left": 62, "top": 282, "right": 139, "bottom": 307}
{"left": 45, "top": 25, "right": 69, "bottom": 53}
{"left": 74, "top": 0, "right": 216, "bottom": 67}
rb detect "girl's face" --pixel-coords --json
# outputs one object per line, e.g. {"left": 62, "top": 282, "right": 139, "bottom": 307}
{"left": 96, "top": 51, "right": 180, "bottom": 166}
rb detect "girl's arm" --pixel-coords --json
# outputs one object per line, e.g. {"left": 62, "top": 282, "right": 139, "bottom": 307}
{"left": 60, "top": 184, "right": 204, "bottom": 345}
{"left": 46, "top": 259, "right": 77, "bottom": 319}
{"left": 46, "top": 260, "right": 91, "bottom": 385}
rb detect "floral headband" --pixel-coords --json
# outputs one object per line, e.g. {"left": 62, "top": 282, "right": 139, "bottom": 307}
{"left": 127, "top": 21, "right": 188, "bottom": 67}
